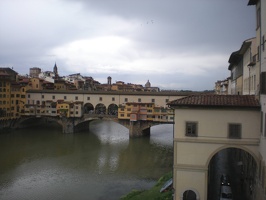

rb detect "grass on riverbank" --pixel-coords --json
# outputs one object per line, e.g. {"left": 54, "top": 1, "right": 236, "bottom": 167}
{"left": 120, "top": 172, "right": 173, "bottom": 200}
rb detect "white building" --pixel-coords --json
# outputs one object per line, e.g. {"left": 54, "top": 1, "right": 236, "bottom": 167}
{"left": 248, "top": 0, "right": 266, "bottom": 198}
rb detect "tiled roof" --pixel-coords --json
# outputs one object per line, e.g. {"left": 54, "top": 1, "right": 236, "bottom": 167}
{"left": 168, "top": 95, "right": 260, "bottom": 108}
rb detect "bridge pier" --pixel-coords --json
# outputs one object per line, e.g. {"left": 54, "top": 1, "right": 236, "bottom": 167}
{"left": 61, "top": 117, "right": 75, "bottom": 133}
{"left": 129, "top": 121, "right": 150, "bottom": 138}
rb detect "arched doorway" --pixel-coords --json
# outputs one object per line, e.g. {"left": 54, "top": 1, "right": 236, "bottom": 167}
{"left": 107, "top": 104, "right": 118, "bottom": 116}
{"left": 84, "top": 103, "right": 94, "bottom": 114}
{"left": 95, "top": 103, "right": 106, "bottom": 114}
{"left": 208, "top": 148, "right": 257, "bottom": 200}
{"left": 183, "top": 190, "right": 197, "bottom": 200}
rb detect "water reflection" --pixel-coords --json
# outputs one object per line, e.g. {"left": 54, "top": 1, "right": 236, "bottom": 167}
{"left": 0, "top": 120, "right": 173, "bottom": 200}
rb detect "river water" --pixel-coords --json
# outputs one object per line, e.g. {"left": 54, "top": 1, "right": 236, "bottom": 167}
{"left": 0, "top": 120, "right": 173, "bottom": 200}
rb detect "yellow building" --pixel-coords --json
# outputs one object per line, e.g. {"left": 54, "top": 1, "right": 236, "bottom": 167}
{"left": 118, "top": 102, "right": 173, "bottom": 122}
{"left": 30, "top": 77, "right": 44, "bottom": 90}
{"left": 10, "top": 83, "right": 22, "bottom": 118}
{"left": 57, "top": 100, "right": 70, "bottom": 117}
{"left": 0, "top": 70, "right": 11, "bottom": 120}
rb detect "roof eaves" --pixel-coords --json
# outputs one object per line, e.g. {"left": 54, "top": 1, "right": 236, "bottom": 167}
{"left": 248, "top": 0, "right": 258, "bottom": 5}
{"left": 168, "top": 104, "right": 260, "bottom": 110}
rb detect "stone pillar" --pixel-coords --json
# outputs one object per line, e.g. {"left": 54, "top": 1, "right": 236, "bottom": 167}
{"left": 61, "top": 117, "right": 74, "bottom": 133}
{"left": 129, "top": 121, "right": 150, "bottom": 138}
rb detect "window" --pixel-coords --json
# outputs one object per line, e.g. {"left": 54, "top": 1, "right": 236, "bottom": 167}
{"left": 75, "top": 96, "right": 78, "bottom": 100}
{"left": 260, "top": 72, "right": 266, "bottom": 94}
{"left": 138, "top": 98, "right": 141, "bottom": 102}
{"left": 228, "top": 123, "right": 241, "bottom": 139}
{"left": 257, "top": 46, "right": 260, "bottom": 61}
{"left": 152, "top": 99, "right": 155, "bottom": 103}
{"left": 256, "top": 7, "right": 261, "bottom": 29}
{"left": 264, "top": 113, "right": 266, "bottom": 137}
{"left": 64, "top": 96, "right": 67, "bottom": 100}
{"left": 261, "top": 111, "right": 263, "bottom": 134}
{"left": 262, "top": 35, "right": 265, "bottom": 52}
{"left": 185, "top": 122, "right": 198, "bottom": 137}
{"left": 99, "top": 97, "right": 102, "bottom": 101}
{"left": 125, "top": 98, "right": 128, "bottom": 102}
{"left": 42, "top": 95, "right": 44, "bottom": 99}
{"left": 28, "top": 94, "right": 30, "bottom": 98}
{"left": 165, "top": 99, "right": 169, "bottom": 103}
{"left": 112, "top": 97, "right": 115, "bottom": 101}
{"left": 87, "top": 97, "right": 90, "bottom": 100}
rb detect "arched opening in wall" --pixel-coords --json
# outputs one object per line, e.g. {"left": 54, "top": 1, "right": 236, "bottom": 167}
{"left": 208, "top": 148, "right": 257, "bottom": 200}
{"left": 95, "top": 103, "right": 106, "bottom": 114}
{"left": 183, "top": 190, "right": 197, "bottom": 200}
{"left": 84, "top": 103, "right": 94, "bottom": 114}
{"left": 107, "top": 104, "right": 118, "bottom": 116}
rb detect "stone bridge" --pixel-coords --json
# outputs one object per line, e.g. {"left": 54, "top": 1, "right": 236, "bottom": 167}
{"left": 7, "top": 114, "right": 172, "bottom": 137}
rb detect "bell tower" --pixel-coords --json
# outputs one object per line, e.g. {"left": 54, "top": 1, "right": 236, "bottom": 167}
{"left": 53, "top": 62, "right": 59, "bottom": 79}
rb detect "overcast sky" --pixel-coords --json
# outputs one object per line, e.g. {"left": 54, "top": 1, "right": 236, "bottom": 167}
{"left": 0, "top": 0, "right": 256, "bottom": 90}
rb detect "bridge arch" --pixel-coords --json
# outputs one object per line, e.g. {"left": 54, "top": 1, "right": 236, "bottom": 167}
{"left": 107, "top": 104, "right": 118, "bottom": 116}
{"left": 95, "top": 103, "right": 106, "bottom": 114}
{"left": 14, "top": 116, "right": 63, "bottom": 129}
{"left": 84, "top": 103, "right": 94, "bottom": 114}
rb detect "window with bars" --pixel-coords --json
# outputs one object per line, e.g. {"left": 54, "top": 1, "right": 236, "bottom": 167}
{"left": 185, "top": 122, "right": 198, "bottom": 137}
{"left": 228, "top": 123, "right": 241, "bottom": 139}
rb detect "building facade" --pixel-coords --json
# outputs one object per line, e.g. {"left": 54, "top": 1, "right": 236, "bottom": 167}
{"left": 168, "top": 95, "right": 261, "bottom": 200}
{"left": 248, "top": 0, "right": 266, "bottom": 198}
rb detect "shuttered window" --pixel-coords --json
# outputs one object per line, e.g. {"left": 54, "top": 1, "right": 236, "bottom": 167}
{"left": 228, "top": 123, "right": 241, "bottom": 139}
{"left": 185, "top": 122, "right": 198, "bottom": 137}
{"left": 261, "top": 72, "right": 266, "bottom": 94}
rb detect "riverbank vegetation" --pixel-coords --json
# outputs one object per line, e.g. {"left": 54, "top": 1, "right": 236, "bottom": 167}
{"left": 120, "top": 172, "right": 173, "bottom": 200}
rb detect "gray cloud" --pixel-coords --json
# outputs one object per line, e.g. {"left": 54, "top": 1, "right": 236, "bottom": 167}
{"left": 0, "top": 0, "right": 255, "bottom": 90}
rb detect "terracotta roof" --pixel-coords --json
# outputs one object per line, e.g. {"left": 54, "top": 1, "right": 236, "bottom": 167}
{"left": 168, "top": 95, "right": 260, "bottom": 108}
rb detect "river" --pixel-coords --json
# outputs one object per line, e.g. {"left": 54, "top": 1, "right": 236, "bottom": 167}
{"left": 0, "top": 120, "right": 173, "bottom": 200}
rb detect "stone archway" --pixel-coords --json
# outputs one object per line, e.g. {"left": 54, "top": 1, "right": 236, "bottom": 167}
{"left": 84, "top": 103, "right": 94, "bottom": 114}
{"left": 180, "top": 188, "right": 200, "bottom": 200}
{"left": 183, "top": 190, "right": 196, "bottom": 200}
{"left": 107, "top": 104, "right": 118, "bottom": 116}
{"left": 208, "top": 147, "right": 258, "bottom": 200}
{"left": 95, "top": 103, "right": 106, "bottom": 114}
